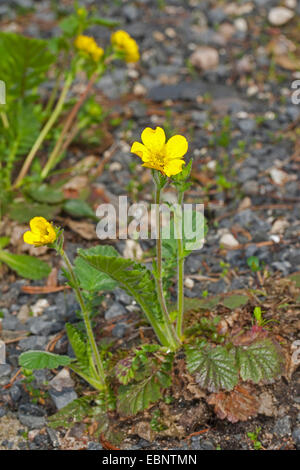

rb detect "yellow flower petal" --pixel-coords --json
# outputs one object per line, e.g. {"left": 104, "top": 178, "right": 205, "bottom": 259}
{"left": 23, "top": 231, "right": 39, "bottom": 245}
{"left": 164, "top": 159, "right": 185, "bottom": 177}
{"left": 165, "top": 135, "right": 188, "bottom": 160}
{"left": 131, "top": 142, "right": 151, "bottom": 162}
{"left": 141, "top": 127, "right": 166, "bottom": 154}
{"left": 30, "top": 217, "right": 48, "bottom": 233}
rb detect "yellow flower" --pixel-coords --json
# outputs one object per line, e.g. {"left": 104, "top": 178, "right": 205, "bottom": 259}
{"left": 131, "top": 127, "right": 188, "bottom": 177}
{"left": 23, "top": 217, "right": 56, "bottom": 247}
{"left": 74, "top": 35, "right": 104, "bottom": 62}
{"left": 111, "top": 30, "right": 139, "bottom": 63}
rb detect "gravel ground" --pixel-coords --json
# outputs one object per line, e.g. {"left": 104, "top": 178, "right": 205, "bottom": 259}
{"left": 0, "top": 0, "right": 300, "bottom": 450}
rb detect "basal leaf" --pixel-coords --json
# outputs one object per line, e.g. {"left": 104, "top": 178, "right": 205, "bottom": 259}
{"left": 9, "top": 201, "right": 60, "bottom": 223}
{"left": 48, "top": 396, "right": 92, "bottom": 428}
{"left": 117, "top": 367, "right": 171, "bottom": 416}
{"left": 223, "top": 294, "right": 249, "bottom": 310}
{"left": 186, "top": 344, "right": 238, "bottom": 392}
{"left": 0, "top": 250, "right": 51, "bottom": 280}
{"left": 235, "top": 338, "right": 284, "bottom": 383}
{"left": 63, "top": 199, "right": 97, "bottom": 220}
{"left": 19, "top": 350, "right": 71, "bottom": 370}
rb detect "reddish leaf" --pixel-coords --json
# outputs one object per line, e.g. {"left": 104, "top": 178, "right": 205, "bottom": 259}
{"left": 207, "top": 385, "right": 259, "bottom": 423}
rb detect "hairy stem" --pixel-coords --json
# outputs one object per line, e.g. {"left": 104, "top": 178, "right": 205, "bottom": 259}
{"left": 175, "top": 191, "right": 185, "bottom": 338}
{"left": 154, "top": 180, "right": 180, "bottom": 350}
{"left": 60, "top": 248, "right": 106, "bottom": 387}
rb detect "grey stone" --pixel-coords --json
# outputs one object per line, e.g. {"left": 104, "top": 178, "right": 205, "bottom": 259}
{"left": 87, "top": 442, "right": 103, "bottom": 450}
{"left": 242, "top": 180, "right": 259, "bottom": 196}
{"left": 123, "top": 5, "right": 139, "bottom": 21}
{"left": 238, "top": 119, "right": 256, "bottom": 133}
{"left": 9, "top": 384, "right": 22, "bottom": 403}
{"left": 112, "top": 323, "right": 128, "bottom": 338}
{"left": 105, "top": 302, "right": 126, "bottom": 320}
{"left": 0, "top": 407, "right": 6, "bottom": 418}
{"left": 49, "top": 388, "right": 78, "bottom": 410}
{"left": 19, "top": 336, "right": 48, "bottom": 351}
{"left": 114, "top": 288, "right": 133, "bottom": 305}
{"left": 18, "top": 404, "right": 46, "bottom": 429}
{"left": 273, "top": 416, "right": 292, "bottom": 437}
{"left": 29, "top": 319, "right": 64, "bottom": 336}
{"left": 0, "top": 364, "right": 12, "bottom": 377}
{"left": 292, "top": 428, "right": 300, "bottom": 450}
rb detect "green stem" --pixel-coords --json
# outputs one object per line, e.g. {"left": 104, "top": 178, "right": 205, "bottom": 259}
{"left": 60, "top": 248, "right": 106, "bottom": 388}
{"left": 175, "top": 191, "right": 185, "bottom": 338}
{"left": 13, "top": 72, "right": 73, "bottom": 188}
{"left": 154, "top": 180, "right": 180, "bottom": 350}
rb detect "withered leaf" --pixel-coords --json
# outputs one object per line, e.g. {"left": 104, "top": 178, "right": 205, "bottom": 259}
{"left": 207, "top": 385, "right": 259, "bottom": 423}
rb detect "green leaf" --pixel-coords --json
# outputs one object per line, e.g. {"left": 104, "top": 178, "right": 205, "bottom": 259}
{"left": 65, "top": 323, "right": 88, "bottom": 369}
{"left": 79, "top": 248, "right": 164, "bottom": 330}
{"left": 48, "top": 396, "right": 92, "bottom": 428}
{"left": 74, "top": 246, "right": 117, "bottom": 292}
{"left": 26, "top": 184, "right": 64, "bottom": 204}
{"left": 0, "top": 250, "right": 51, "bottom": 280}
{"left": 223, "top": 294, "right": 249, "bottom": 310}
{"left": 8, "top": 104, "right": 41, "bottom": 155}
{"left": 90, "top": 17, "right": 120, "bottom": 27}
{"left": 289, "top": 273, "right": 300, "bottom": 288}
{"left": 186, "top": 344, "right": 239, "bottom": 392}
{"left": 235, "top": 339, "right": 284, "bottom": 384}
{"left": 0, "top": 237, "right": 10, "bottom": 249}
{"left": 9, "top": 201, "right": 60, "bottom": 223}
{"left": 0, "top": 32, "right": 54, "bottom": 100}
{"left": 117, "top": 367, "right": 171, "bottom": 416}
{"left": 183, "top": 296, "right": 221, "bottom": 312}
{"left": 63, "top": 199, "right": 97, "bottom": 220}
{"left": 19, "top": 351, "right": 71, "bottom": 370}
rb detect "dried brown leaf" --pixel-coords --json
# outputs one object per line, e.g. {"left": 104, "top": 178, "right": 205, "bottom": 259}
{"left": 207, "top": 385, "right": 259, "bottom": 423}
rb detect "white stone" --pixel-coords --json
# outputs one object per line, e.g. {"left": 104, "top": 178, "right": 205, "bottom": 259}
{"left": 271, "top": 219, "right": 289, "bottom": 234}
{"left": 49, "top": 369, "right": 75, "bottom": 392}
{"left": 189, "top": 46, "right": 219, "bottom": 71}
{"left": 31, "top": 299, "right": 49, "bottom": 317}
{"left": 234, "top": 18, "right": 248, "bottom": 32}
{"left": 184, "top": 278, "right": 195, "bottom": 289}
{"left": 220, "top": 233, "right": 239, "bottom": 249}
{"left": 133, "top": 83, "right": 147, "bottom": 97}
{"left": 268, "top": 7, "right": 294, "bottom": 26}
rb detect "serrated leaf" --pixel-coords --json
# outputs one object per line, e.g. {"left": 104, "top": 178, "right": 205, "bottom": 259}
{"left": 235, "top": 338, "right": 284, "bottom": 383}
{"left": 79, "top": 248, "right": 167, "bottom": 344}
{"left": 48, "top": 396, "right": 92, "bottom": 428}
{"left": 117, "top": 369, "right": 170, "bottom": 416}
{"left": 19, "top": 350, "right": 71, "bottom": 370}
{"left": 186, "top": 345, "right": 239, "bottom": 392}
{"left": 223, "top": 294, "right": 249, "bottom": 310}
{"left": 0, "top": 250, "right": 51, "bottom": 279}
{"left": 0, "top": 32, "right": 54, "bottom": 100}
{"left": 74, "top": 246, "right": 117, "bottom": 292}
{"left": 207, "top": 385, "right": 259, "bottom": 423}
{"left": 65, "top": 323, "right": 88, "bottom": 368}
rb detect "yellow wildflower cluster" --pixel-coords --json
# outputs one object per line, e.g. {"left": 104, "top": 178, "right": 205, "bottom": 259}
{"left": 111, "top": 30, "right": 139, "bottom": 63}
{"left": 74, "top": 35, "right": 104, "bottom": 62}
{"left": 23, "top": 217, "right": 57, "bottom": 247}
{"left": 131, "top": 127, "right": 188, "bottom": 177}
